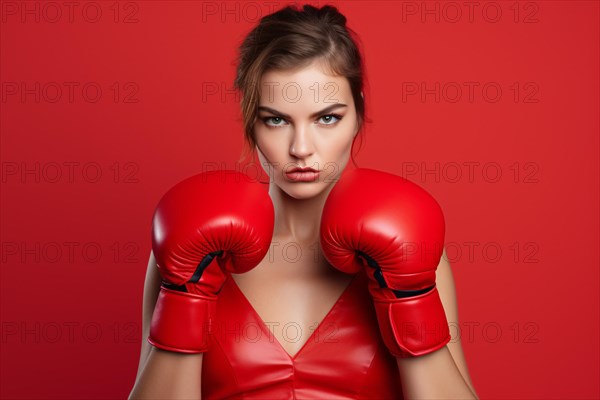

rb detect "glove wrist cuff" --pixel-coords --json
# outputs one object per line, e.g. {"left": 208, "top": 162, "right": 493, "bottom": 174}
{"left": 374, "top": 286, "right": 451, "bottom": 358}
{"left": 148, "top": 286, "right": 216, "bottom": 354}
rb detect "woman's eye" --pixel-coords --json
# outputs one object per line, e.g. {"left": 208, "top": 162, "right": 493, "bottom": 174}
{"left": 261, "top": 114, "right": 343, "bottom": 127}
{"left": 318, "top": 114, "right": 342, "bottom": 125}
{"left": 263, "top": 117, "right": 287, "bottom": 127}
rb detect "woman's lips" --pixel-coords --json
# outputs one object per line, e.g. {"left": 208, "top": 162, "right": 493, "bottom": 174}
{"left": 285, "top": 170, "right": 320, "bottom": 182}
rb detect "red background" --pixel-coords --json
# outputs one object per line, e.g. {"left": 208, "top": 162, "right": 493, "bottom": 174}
{"left": 1, "top": 1, "right": 598, "bottom": 399}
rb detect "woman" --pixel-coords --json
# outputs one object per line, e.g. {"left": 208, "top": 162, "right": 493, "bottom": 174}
{"left": 129, "top": 4, "right": 478, "bottom": 399}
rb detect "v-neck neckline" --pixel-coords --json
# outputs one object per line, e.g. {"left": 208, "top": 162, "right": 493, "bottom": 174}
{"left": 227, "top": 272, "right": 360, "bottom": 361}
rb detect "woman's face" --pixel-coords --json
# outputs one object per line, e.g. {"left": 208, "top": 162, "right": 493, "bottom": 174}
{"left": 254, "top": 60, "right": 360, "bottom": 200}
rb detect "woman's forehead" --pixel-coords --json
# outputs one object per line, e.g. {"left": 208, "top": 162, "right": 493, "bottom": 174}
{"left": 258, "top": 66, "right": 351, "bottom": 107}
{"left": 260, "top": 61, "right": 345, "bottom": 85}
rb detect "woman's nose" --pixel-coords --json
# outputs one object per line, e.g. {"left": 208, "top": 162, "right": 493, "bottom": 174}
{"left": 289, "top": 125, "right": 315, "bottom": 159}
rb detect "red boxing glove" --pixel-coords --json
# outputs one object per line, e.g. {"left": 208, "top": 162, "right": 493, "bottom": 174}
{"left": 148, "top": 170, "right": 274, "bottom": 353}
{"left": 320, "top": 168, "right": 450, "bottom": 358}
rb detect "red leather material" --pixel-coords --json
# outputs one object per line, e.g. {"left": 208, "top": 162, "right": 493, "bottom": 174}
{"left": 148, "top": 170, "right": 274, "bottom": 354}
{"left": 151, "top": 170, "right": 275, "bottom": 292}
{"left": 374, "top": 286, "right": 451, "bottom": 358}
{"left": 148, "top": 287, "right": 215, "bottom": 354}
{"left": 320, "top": 168, "right": 450, "bottom": 358}
{"left": 201, "top": 269, "right": 404, "bottom": 399}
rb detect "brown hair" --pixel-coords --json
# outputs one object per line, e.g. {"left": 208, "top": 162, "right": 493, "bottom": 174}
{"left": 233, "top": 3, "right": 368, "bottom": 167}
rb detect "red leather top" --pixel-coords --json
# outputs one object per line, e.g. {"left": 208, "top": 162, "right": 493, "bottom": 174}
{"left": 201, "top": 268, "right": 404, "bottom": 399}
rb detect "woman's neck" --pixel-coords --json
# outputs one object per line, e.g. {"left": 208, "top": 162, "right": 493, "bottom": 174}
{"left": 268, "top": 185, "right": 332, "bottom": 245}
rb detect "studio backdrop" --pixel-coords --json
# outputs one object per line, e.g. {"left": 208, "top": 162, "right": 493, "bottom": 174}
{"left": 1, "top": 1, "right": 598, "bottom": 399}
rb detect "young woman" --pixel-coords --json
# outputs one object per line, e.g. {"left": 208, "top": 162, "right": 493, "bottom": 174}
{"left": 129, "top": 4, "right": 478, "bottom": 399}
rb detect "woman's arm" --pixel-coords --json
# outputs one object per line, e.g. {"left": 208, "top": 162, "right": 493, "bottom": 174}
{"left": 396, "top": 249, "right": 479, "bottom": 399}
{"left": 397, "top": 346, "right": 476, "bottom": 399}
{"left": 128, "top": 251, "right": 203, "bottom": 399}
{"left": 134, "top": 251, "right": 162, "bottom": 381}
{"left": 129, "top": 348, "right": 203, "bottom": 399}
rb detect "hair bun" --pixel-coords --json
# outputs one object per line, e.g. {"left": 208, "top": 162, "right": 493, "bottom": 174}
{"left": 303, "top": 4, "right": 347, "bottom": 27}
{"left": 322, "top": 5, "right": 347, "bottom": 26}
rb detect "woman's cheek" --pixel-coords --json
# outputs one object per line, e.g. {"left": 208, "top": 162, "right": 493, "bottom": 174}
{"left": 321, "top": 131, "right": 353, "bottom": 164}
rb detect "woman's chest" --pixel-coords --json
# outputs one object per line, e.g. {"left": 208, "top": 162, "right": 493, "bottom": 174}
{"left": 202, "top": 268, "right": 403, "bottom": 399}
{"left": 229, "top": 260, "right": 354, "bottom": 358}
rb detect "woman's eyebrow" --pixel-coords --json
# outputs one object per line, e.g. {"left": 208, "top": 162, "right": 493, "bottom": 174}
{"left": 257, "top": 104, "right": 348, "bottom": 119}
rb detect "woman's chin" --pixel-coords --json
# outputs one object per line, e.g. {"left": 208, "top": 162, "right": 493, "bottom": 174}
{"left": 280, "top": 182, "right": 326, "bottom": 200}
